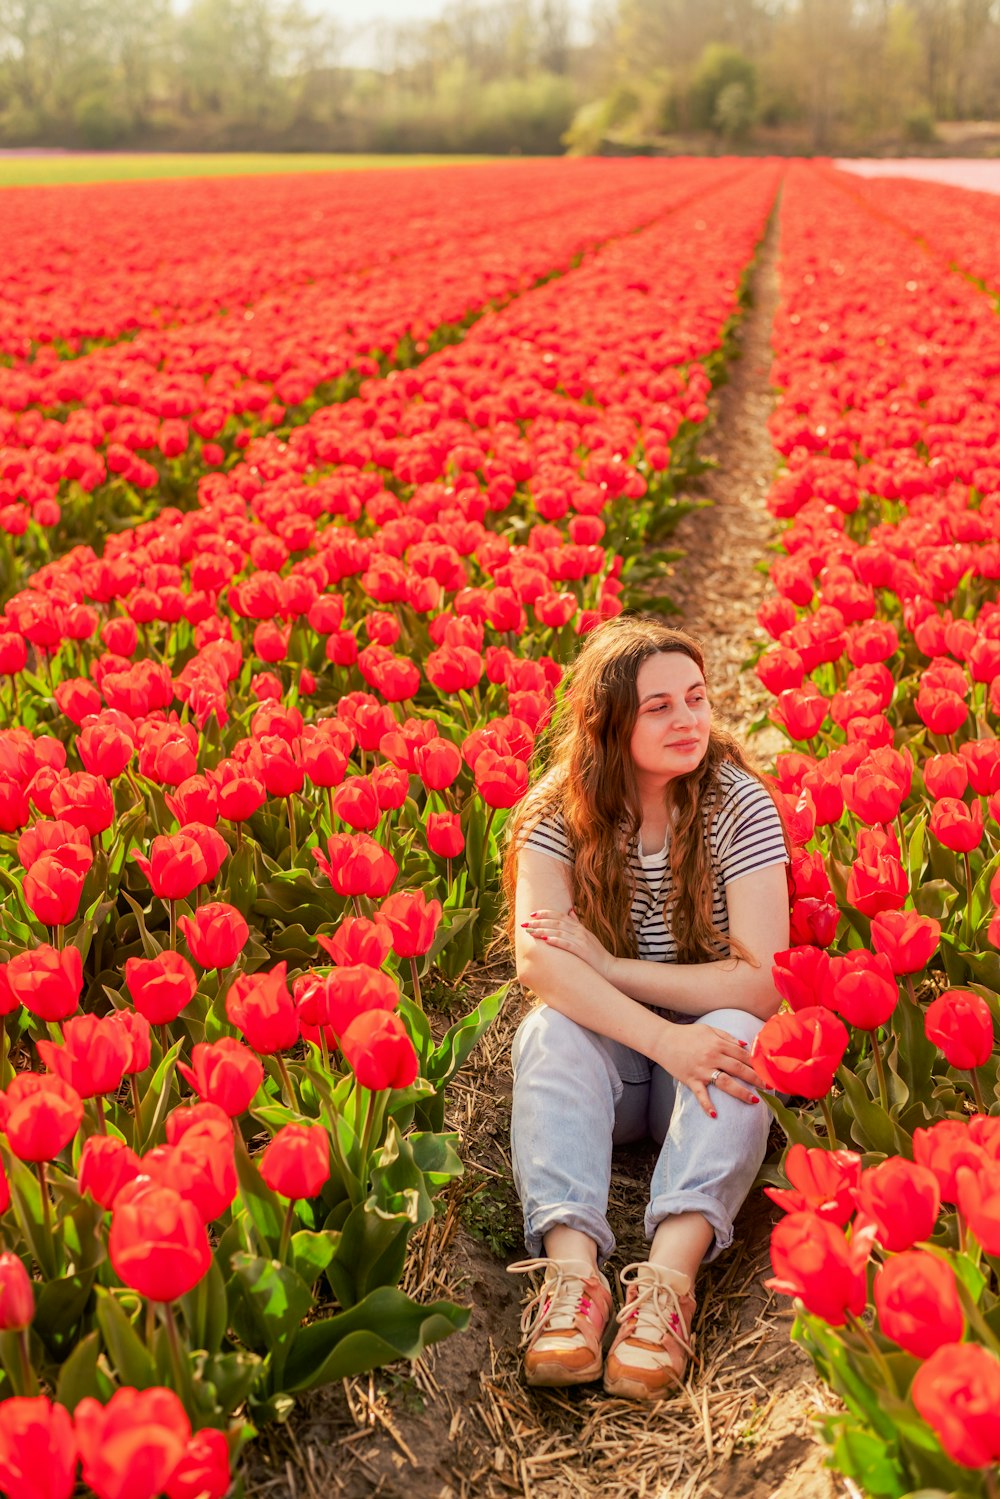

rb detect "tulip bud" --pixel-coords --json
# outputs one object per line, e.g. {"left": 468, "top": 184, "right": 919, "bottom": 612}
{"left": 0, "top": 1253, "right": 34, "bottom": 1331}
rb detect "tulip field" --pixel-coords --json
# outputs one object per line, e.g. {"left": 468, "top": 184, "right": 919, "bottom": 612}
{"left": 1, "top": 154, "right": 1000, "bottom": 1498}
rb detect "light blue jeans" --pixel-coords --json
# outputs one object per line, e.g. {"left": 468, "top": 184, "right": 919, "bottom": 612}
{"left": 510, "top": 1004, "right": 772, "bottom": 1267}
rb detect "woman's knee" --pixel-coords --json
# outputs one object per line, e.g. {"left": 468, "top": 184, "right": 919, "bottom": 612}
{"left": 695, "top": 1007, "right": 767, "bottom": 1046}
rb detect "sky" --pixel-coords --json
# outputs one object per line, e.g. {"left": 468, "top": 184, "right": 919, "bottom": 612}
{"left": 326, "top": 0, "right": 589, "bottom": 69}
{"left": 326, "top": 0, "right": 463, "bottom": 67}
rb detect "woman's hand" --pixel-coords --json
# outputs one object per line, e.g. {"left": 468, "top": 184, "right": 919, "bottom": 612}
{"left": 655, "top": 1020, "right": 763, "bottom": 1117}
{"left": 520, "top": 907, "right": 616, "bottom": 982}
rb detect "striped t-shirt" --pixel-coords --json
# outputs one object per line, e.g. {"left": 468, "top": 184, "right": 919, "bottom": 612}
{"left": 521, "top": 762, "right": 789, "bottom": 964}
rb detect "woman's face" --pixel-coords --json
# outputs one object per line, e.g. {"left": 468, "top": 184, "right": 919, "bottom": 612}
{"left": 628, "top": 651, "right": 712, "bottom": 787}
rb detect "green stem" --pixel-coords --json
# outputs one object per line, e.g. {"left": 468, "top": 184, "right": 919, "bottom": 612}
{"left": 870, "top": 1029, "right": 890, "bottom": 1114}
{"left": 963, "top": 851, "right": 974, "bottom": 944}
{"left": 408, "top": 956, "right": 423, "bottom": 1012}
{"left": 905, "top": 974, "right": 918, "bottom": 1006}
{"left": 161, "top": 1300, "right": 188, "bottom": 1397}
{"left": 17, "top": 1329, "right": 37, "bottom": 1397}
{"left": 971, "top": 1067, "right": 986, "bottom": 1114}
{"left": 820, "top": 1093, "right": 840, "bottom": 1148}
{"left": 169, "top": 899, "right": 177, "bottom": 952}
{"left": 36, "top": 1161, "right": 53, "bottom": 1252}
{"left": 278, "top": 1198, "right": 296, "bottom": 1262}
{"left": 286, "top": 796, "right": 298, "bottom": 867}
{"left": 357, "top": 1088, "right": 386, "bottom": 1195}
{"left": 275, "top": 1053, "right": 297, "bottom": 1111}
{"left": 846, "top": 1312, "right": 899, "bottom": 1396}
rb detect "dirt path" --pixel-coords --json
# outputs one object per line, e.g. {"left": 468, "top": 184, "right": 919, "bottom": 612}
{"left": 244, "top": 199, "right": 847, "bottom": 1499}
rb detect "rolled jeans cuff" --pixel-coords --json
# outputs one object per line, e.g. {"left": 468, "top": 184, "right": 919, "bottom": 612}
{"left": 645, "top": 1190, "right": 735, "bottom": 1264}
{"left": 524, "top": 1203, "right": 616, "bottom": 1266}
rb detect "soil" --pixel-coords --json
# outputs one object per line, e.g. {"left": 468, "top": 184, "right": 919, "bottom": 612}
{"left": 243, "top": 200, "right": 846, "bottom": 1499}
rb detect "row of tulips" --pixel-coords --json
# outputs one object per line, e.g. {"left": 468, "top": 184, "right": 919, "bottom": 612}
{"left": 2, "top": 160, "right": 686, "bottom": 357}
{"left": 0, "top": 159, "right": 730, "bottom": 570}
{"left": 832, "top": 166, "right": 1000, "bottom": 299}
{"left": 746, "top": 162, "right": 1000, "bottom": 1497}
{"left": 0, "top": 163, "right": 782, "bottom": 1498}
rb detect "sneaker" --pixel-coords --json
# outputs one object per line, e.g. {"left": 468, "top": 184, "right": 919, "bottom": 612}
{"left": 507, "top": 1257, "right": 613, "bottom": 1387}
{"left": 602, "top": 1262, "right": 697, "bottom": 1400}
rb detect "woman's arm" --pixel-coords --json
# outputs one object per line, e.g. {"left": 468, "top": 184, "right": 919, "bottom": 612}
{"left": 526, "top": 862, "right": 790, "bottom": 1021}
{"left": 514, "top": 847, "right": 763, "bottom": 1114}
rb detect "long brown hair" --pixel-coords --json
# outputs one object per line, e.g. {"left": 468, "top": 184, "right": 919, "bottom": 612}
{"left": 500, "top": 614, "right": 787, "bottom": 965}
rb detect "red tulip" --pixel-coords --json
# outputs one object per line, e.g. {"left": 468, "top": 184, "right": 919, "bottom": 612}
{"left": 869, "top": 909, "right": 940, "bottom": 974}
{"left": 845, "top": 827, "right": 908, "bottom": 918}
{"left": 258, "top": 1122, "right": 331, "bottom": 1199}
{"left": 763, "top": 1143, "right": 861, "bottom": 1225}
{"left": 316, "top": 917, "right": 392, "bottom": 968}
{"left": 910, "top": 1343, "right": 1000, "bottom": 1469}
{"left": 414, "top": 737, "right": 462, "bottom": 790}
{"left": 770, "top": 685, "right": 830, "bottom": 741}
{"left": 340, "top": 1009, "right": 419, "bottom": 1090}
{"left": 913, "top": 1119, "right": 989, "bottom": 1203}
{"left": 929, "top": 797, "right": 984, "bottom": 853}
{"left": 125, "top": 951, "right": 198, "bottom": 1026}
{"left": 956, "top": 1159, "right": 1000, "bottom": 1255}
{"left": 771, "top": 946, "right": 831, "bottom": 1013}
{"left": 925, "top": 988, "right": 994, "bottom": 1070}
{"left": 874, "top": 1249, "right": 964, "bottom": 1359}
{"left": 178, "top": 902, "right": 249, "bottom": 970}
{"left": 824, "top": 948, "right": 898, "bottom": 1030}
{"left": 225, "top": 963, "right": 299, "bottom": 1054}
{"left": 426, "top": 811, "right": 465, "bottom": 859}
{"left": 22, "top": 849, "right": 90, "bottom": 928}
{"left": 333, "top": 776, "right": 381, "bottom": 831}
{"left": 131, "top": 833, "right": 210, "bottom": 900}
{"left": 312, "top": 832, "right": 398, "bottom": 898}
{"left": 0, "top": 1396, "right": 77, "bottom": 1499}
{"left": 75, "top": 1386, "right": 190, "bottom": 1499}
{"left": 48, "top": 772, "right": 114, "bottom": 837}
{"left": 108, "top": 1181, "right": 211, "bottom": 1301}
{"left": 298, "top": 964, "right": 400, "bottom": 1035}
{"left": 378, "top": 889, "right": 443, "bottom": 958}
{"left": 6, "top": 943, "right": 83, "bottom": 1022}
{"left": 78, "top": 1135, "right": 142, "bottom": 1211}
{"left": 0, "top": 1073, "right": 84, "bottom": 1162}
{"left": 767, "top": 1213, "right": 872, "bottom": 1326}
{"left": 37, "top": 1013, "right": 132, "bottom": 1099}
{"left": 854, "top": 1155, "right": 940, "bottom": 1251}
{"left": 923, "top": 752, "right": 968, "bottom": 799}
{"left": 0, "top": 1253, "right": 35, "bottom": 1331}
{"left": 177, "top": 1037, "right": 264, "bottom": 1116}
{"left": 165, "top": 1428, "right": 231, "bottom": 1499}
{"left": 751, "top": 1006, "right": 849, "bottom": 1098}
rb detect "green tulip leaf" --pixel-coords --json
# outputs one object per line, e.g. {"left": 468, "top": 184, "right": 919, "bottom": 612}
{"left": 95, "top": 1288, "right": 158, "bottom": 1389}
{"left": 281, "top": 1286, "right": 469, "bottom": 1393}
{"left": 54, "top": 1330, "right": 114, "bottom": 1412}
{"left": 229, "top": 1254, "right": 313, "bottom": 1380}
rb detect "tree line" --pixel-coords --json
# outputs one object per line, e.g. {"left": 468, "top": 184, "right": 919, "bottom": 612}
{"left": 1, "top": 0, "right": 998, "bottom": 154}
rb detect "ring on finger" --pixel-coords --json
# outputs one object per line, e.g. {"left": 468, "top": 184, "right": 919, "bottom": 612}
{"left": 708, "top": 1068, "right": 721, "bottom": 1086}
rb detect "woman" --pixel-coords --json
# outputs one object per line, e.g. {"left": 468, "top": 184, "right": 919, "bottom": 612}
{"left": 501, "top": 614, "right": 790, "bottom": 1400}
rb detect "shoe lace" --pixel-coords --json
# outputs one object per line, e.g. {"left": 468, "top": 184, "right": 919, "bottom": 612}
{"left": 614, "top": 1266, "right": 696, "bottom": 1358}
{"left": 507, "top": 1258, "right": 597, "bottom": 1349}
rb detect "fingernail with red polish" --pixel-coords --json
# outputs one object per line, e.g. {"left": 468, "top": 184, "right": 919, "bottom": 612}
{"left": 750, "top": 1096, "right": 760, "bottom": 1104}
{"left": 738, "top": 1040, "right": 749, "bottom": 1048}
{"left": 710, "top": 1110, "right": 718, "bottom": 1119}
